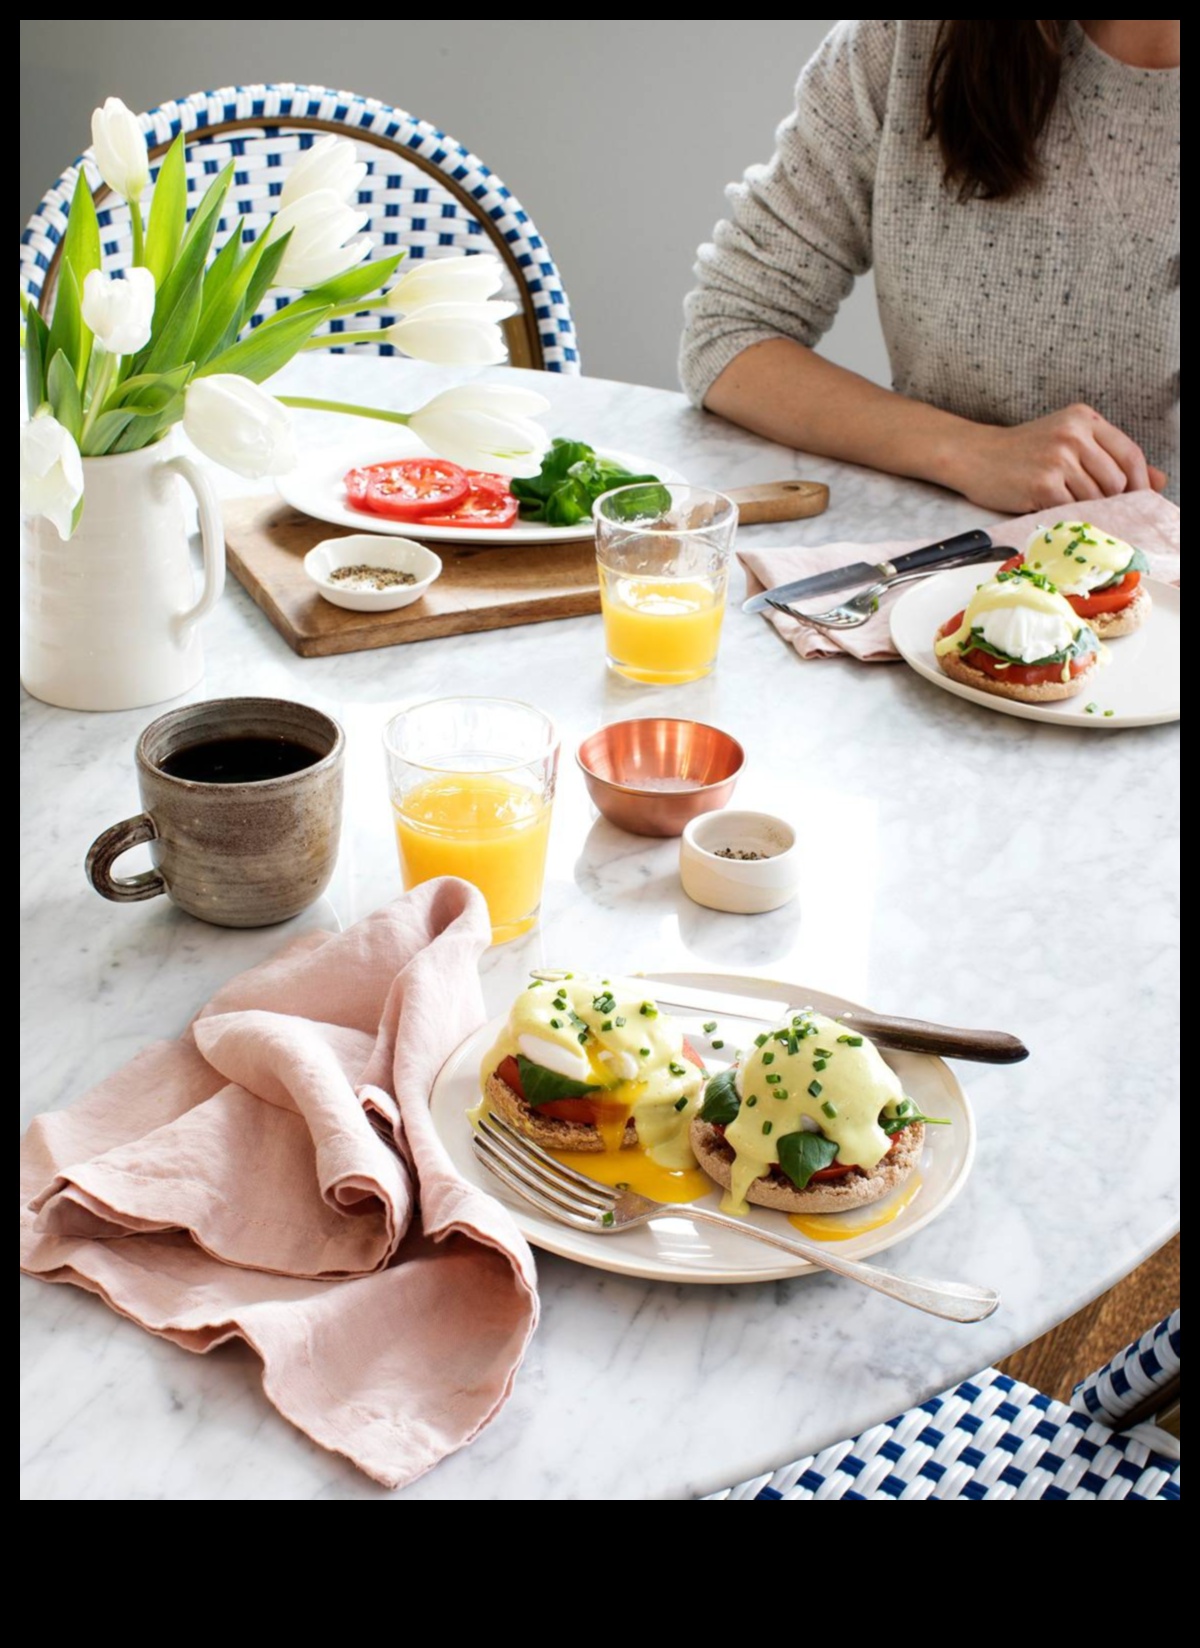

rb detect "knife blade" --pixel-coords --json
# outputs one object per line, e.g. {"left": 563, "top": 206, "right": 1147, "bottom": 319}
{"left": 742, "top": 527, "right": 996, "bottom": 615}
{"left": 633, "top": 980, "right": 1029, "bottom": 1065}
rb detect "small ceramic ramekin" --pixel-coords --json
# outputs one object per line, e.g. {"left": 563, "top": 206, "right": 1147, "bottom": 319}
{"left": 304, "top": 533, "right": 442, "bottom": 612}
{"left": 679, "top": 809, "right": 800, "bottom": 914}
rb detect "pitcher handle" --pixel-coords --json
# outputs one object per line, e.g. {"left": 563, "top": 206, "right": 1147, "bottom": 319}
{"left": 166, "top": 452, "right": 225, "bottom": 640}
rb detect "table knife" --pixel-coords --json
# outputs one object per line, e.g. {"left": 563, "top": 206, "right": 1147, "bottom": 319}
{"left": 742, "top": 527, "right": 998, "bottom": 615}
{"left": 633, "top": 979, "right": 1029, "bottom": 1065}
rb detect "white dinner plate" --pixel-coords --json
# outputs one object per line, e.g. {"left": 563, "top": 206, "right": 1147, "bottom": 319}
{"left": 890, "top": 566, "right": 1180, "bottom": 728}
{"left": 277, "top": 432, "right": 685, "bottom": 545}
{"left": 429, "top": 970, "right": 977, "bottom": 1284}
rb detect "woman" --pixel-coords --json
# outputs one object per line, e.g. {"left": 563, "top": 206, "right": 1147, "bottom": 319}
{"left": 681, "top": 20, "right": 1179, "bottom": 510}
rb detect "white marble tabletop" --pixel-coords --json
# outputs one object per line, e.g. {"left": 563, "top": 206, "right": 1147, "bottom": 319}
{"left": 20, "top": 356, "right": 1180, "bottom": 1500}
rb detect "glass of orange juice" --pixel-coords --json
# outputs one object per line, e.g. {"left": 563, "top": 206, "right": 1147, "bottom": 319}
{"left": 383, "top": 697, "right": 559, "bottom": 944}
{"left": 594, "top": 484, "right": 738, "bottom": 684}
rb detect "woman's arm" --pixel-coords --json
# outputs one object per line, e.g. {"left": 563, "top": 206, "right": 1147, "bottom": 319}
{"left": 706, "top": 338, "right": 1165, "bottom": 512}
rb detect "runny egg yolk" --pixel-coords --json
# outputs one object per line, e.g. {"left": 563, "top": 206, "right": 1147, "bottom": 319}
{"left": 788, "top": 1175, "right": 923, "bottom": 1241}
{"left": 478, "top": 973, "right": 704, "bottom": 1197}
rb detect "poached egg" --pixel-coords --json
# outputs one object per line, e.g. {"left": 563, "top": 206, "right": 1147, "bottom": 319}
{"left": 1022, "top": 521, "right": 1138, "bottom": 596}
{"left": 935, "top": 573, "right": 1095, "bottom": 672}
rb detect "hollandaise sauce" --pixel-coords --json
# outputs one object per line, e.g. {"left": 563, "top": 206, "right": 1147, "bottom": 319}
{"left": 1022, "top": 521, "right": 1137, "bottom": 595}
{"left": 475, "top": 975, "right": 704, "bottom": 1186}
{"left": 789, "top": 1175, "right": 923, "bottom": 1242}
{"left": 722, "top": 1011, "right": 907, "bottom": 1216}
{"left": 934, "top": 575, "right": 1093, "bottom": 682}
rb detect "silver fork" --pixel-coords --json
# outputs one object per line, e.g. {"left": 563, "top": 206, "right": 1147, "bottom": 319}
{"left": 473, "top": 1111, "right": 998, "bottom": 1323}
{"left": 771, "top": 544, "right": 1009, "bottom": 630}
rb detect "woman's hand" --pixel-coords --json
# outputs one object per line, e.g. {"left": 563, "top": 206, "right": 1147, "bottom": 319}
{"left": 950, "top": 404, "right": 1168, "bottom": 513}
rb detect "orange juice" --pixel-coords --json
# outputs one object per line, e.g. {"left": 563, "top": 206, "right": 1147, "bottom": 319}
{"left": 393, "top": 772, "right": 552, "bottom": 942}
{"left": 599, "top": 575, "right": 726, "bottom": 684}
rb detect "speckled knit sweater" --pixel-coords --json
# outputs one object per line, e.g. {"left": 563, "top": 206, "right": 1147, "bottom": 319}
{"left": 681, "top": 20, "right": 1179, "bottom": 490}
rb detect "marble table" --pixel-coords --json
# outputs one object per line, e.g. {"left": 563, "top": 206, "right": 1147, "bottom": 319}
{"left": 20, "top": 356, "right": 1180, "bottom": 1500}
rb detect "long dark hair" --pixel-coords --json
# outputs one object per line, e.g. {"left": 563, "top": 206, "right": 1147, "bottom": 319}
{"left": 925, "top": 20, "right": 1071, "bottom": 201}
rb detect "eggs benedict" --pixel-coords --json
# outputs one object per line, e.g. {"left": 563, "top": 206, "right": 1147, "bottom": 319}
{"left": 934, "top": 566, "right": 1101, "bottom": 703}
{"left": 1001, "top": 521, "right": 1150, "bottom": 637}
{"left": 475, "top": 974, "right": 704, "bottom": 1171}
{"left": 690, "top": 1011, "right": 940, "bottom": 1215}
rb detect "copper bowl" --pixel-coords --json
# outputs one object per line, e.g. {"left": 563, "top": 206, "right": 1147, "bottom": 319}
{"left": 576, "top": 718, "right": 745, "bottom": 837}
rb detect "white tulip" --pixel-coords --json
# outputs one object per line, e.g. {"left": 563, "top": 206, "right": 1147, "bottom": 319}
{"left": 81, "top": 267, "right": 156, "bottom": 355}
{"left": 407, "top": 383, "right": 551, "bottom": 478}
{"left": 21, "top": 412, "right": 85, "bottom": 540}
{"left": 390, "top": 254, "right": 505, "bottom": 312}
{"left": 268, "top": 189, "right": 372, "bottom": 290}
{"left": 279, "top": 135, "right": 367, "bottom": 209}
{"left": 90, "top": 96, "right": 150, "bottom": 202}
{"left": 387, "top": 301, "right": 516, "bottom": 366}
{"left": 183, "top": 375, "right": 297, "bottom": 479}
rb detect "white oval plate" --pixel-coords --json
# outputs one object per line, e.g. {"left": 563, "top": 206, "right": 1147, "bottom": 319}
{"left": 428, "top": 971, "right": 977, "bottom": 1284}
{"left": 890, "top": 565, "right": 1180, "bottom": 728}
{"left": 277, "top": 433, "right": 685, "bottom": 545}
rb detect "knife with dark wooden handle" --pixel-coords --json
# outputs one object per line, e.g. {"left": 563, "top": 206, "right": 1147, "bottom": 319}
{"left": 725, "top": 480, "right": 830, "bottom": 525}
{"left": 833, "top": 1010, "right": 1029, "bottom": 1064}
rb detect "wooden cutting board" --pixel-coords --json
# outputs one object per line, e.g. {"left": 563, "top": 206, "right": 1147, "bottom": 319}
{"left": 224, "top": 480, "right": 830, "bottom": 658}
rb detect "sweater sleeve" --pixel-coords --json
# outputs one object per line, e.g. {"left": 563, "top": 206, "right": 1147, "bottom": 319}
{"left": 680, "top": 20, "right": 895, "bottom": 406}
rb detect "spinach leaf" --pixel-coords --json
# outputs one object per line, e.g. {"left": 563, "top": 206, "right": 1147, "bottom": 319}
{"left": 776, "top": 1130, "right": 840, "bottom": 1190}
{"left": 965, "top": 627, "right": 1096, "bottom": 666}
{"left": 881, "top": 1102, "right": 950, "bottom": 1135}
{"left": 511, "top": 437, "right": 667, "bottom": 522}
{"left": 515, "top": 1054, "right": 601, "bottom": 1107}
{"left": 699, "top": 1066, "right": 740, "bottom": 1125}
{"left": 1095, "top": 545, "right": 1151, "bottom": 588}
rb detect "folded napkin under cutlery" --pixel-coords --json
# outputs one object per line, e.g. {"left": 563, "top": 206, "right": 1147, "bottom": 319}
{"left": 739, "top": 490, "right": 1181, "bottom": 661}
{"left": 20, "top": 879, "right": 537, "bottom": 1490}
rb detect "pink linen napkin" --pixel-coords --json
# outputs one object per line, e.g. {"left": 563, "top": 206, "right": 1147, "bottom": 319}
{"left": 20, "top": 878, "right": 538, "bottom": 1490}
{"left": 740, "top": 490, "right": 1181, "bottom": 661}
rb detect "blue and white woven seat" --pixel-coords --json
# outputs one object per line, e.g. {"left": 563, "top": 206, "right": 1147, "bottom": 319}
{"left": 20, "top": 83, "right": 578, "bottom": 372}
{"left": 709, "top": 1311, "right": 1179, "bottom": 1501}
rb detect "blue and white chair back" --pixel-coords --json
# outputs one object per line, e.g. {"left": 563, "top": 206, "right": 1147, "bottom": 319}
{"left": 20, "top": 83, "right": 579, "bottom": 372}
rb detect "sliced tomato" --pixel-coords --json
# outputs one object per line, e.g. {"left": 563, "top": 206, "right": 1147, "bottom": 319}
{"left": 536, "top": 1097, "right": 633, "bottom": 1126}
{"left": 417, "top": 471, "right": 518, "bottom": 529}
{"left": 938, "top": 611, "right": 1091, "bottom": 688}
{"left": 344, "top": 458, "right": 469, "bottom": 521}
{"left": 998, "top": 553, "right": 1139, "bottom": 618}
{"left": 807, "top": 1128, "right": 904, "bottom": 1182}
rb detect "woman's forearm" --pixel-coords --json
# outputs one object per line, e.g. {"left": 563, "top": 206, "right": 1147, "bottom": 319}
{"left": 703, "top": 337, "right": 1164, "bottom": 512}
{"left": 703, "top": 338, "right": 971, "bottom": 490}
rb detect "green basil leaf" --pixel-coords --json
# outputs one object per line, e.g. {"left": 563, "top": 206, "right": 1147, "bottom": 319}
{"left": 698, "top": 1066, "right": 740, "bottom": 1125}
{"left": 512, "top": 436, "right": 663, "bottom": 522}
{"left": 776, "top": 1130, "right": 839, "bottom": 1190}
{"left": 515, "top": 1054, "right": 601, "bottom": 1107}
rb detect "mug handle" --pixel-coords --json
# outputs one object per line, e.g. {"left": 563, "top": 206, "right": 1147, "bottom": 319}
{"left": 165, "top": 452, "right": 225, "bottom": 642}
{"left": 85, "top": 814, "right": 167, "bottom": 903}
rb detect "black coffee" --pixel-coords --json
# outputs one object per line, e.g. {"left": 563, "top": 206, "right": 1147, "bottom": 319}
{"left": 160, "top": 736, "right": 323, "bottom": 785}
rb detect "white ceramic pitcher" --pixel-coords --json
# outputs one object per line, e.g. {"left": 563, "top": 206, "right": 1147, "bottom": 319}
{"left": 20, "top": 430, "right": 225, "bottom": 712}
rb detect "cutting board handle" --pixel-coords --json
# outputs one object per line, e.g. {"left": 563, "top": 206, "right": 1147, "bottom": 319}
{"left": 726, "top": 480, "right": 830, "bottom": 526}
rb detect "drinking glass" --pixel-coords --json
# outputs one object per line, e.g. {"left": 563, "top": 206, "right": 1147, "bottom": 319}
{"left": 594, "top": 484, "right": 738, "bottom": 684}
{"left": 383, "top": 697, "right": 559, "bottom": 944}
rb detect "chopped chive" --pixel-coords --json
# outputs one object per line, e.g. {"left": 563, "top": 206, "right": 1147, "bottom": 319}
{"left": 639, "top": 1047, "right": 651, "bottom": 1057}
{"left": 746, "top": 1095, "right": 758, "bottom": 1108}
{"left": 601, "top": 1210, "right": 614, "bottom": 1227}
{"left": 761, "top": 1120, "right": 773, "bottom": 1136}
{"left": 787, "top": 1033, "right": 800, "bottom": 1055}
{"left": 639, "top": 1002, "right": 658, "bottom": 1018}
{"left": 762, "top": 1051, "right": 775, "bottom": 1065}
{"left": 712, "top": 1039, "right": 725, "bottom": 1049}
{"left": 578, "top": 1031, "right": 589, "bottom": 1045}
{"left": 815, "top": 1048, "right": 833, "bottom": 1058}
{"left": 615, "top": 1016, "right": 626, "bottom": 1027}
{"left": 669, "top": 1062, "right": 687, "bottom": 1077}
{"left": 527, "top": 980, "right": 542, "bottom": 989}
{"left": 614, "top": 1181, "right": 629, "bottom": 1191}
{"left": 775, "top": 1089, "right": 789, "bottom": 1101}
{"left": 673, "top": 1096, "right": 688, "bottom": 1112}
{"left": 1085, "top": 702, "right": 1098, "bottom": 714}
{"left": 808, "top": 1079, "right": 823, "bottom": 1098}
{"left": 703, "top": 1020, "right": 718, "bottom": 1034}
{"left": 1103, "top": 709, "right": 1115, "bottom": 718}
{"left": 754, "top": 1033, "right": 769, "bottom": 1048}
{"left": 813, "top": 1058, "right": 827, "bottom": 1072}
{"left": 549, "top": 1018, "right": 563, "bottom": 1029}
{"left": 766, "top": 1073, "right": 781, "bottom": 1085}
{"left": 821, "top": 1100, "right": 838, "bottom": 1119}
{"left": 837, "top": 1034, "right": 863, "bottom": 1047}
{"left": 896, "top": 1098, "right": 914, "bottom": 1116}
{"left": 602, "top": 1019, "right": 613, "bottom": 1032}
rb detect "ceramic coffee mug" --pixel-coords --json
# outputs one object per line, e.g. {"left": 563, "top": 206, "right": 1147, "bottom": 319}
{"left": 86, "top": 697, "right": 345, "bottom": 928}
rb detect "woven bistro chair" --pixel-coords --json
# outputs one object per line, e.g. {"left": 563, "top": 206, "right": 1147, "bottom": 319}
{"left": 20, "top": 82, "right": 579, "bottom": 371}
{"left": 709, "top": 1311, "right": 1180, "bottom": 1501}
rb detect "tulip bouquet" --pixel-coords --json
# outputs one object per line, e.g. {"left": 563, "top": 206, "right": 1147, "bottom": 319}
{"left": 20, "top": 97, "right": 550, "bottom": 538}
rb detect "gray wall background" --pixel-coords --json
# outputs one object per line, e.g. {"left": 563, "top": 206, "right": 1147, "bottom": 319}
{"left": 19, "top": 18, "right": 887, "bottom": 393}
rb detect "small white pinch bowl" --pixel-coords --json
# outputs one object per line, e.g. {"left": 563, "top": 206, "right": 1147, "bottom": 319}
{"left": 303, "top": 533, "right": 442, "bottom": 612}
{"left": 680, "top": 809, "right": 800, "bottom": 914}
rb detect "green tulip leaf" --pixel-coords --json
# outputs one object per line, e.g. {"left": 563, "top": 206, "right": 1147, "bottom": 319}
{"left": 46, "top": 348, "right": 83, "bottom": 439}
{"left": 269, "top": 250, "right": 406, "bottom": 321}
{"left": 199, "top": 301, "right": 332, "bottom": 383}
{"left": 144, "top": 136, "right": 186, "bottom": 289}
{"left": 45, "top": 258, "right": 86, "bottom": 394}
{"left": 49, "top": 173, "right": 101, "bottom": 386}
{"left": 133, "top": 160, "right": 232, "bottom": 375}
{"left": 24, "top": 303, "right": 49, "bottom": 411}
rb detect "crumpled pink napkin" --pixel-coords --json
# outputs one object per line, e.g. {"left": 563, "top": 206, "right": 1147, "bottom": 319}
{"left": 20, "top": 878, "right": 538, "bottom": 1490}
{"left": 740, "top": 490, "right": 1181, "bottom": 661}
